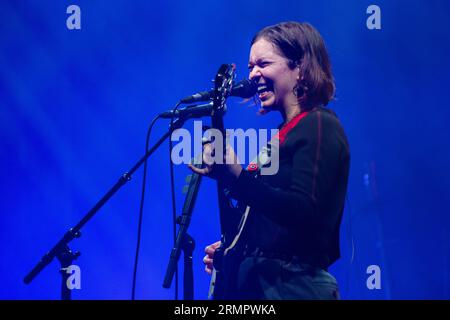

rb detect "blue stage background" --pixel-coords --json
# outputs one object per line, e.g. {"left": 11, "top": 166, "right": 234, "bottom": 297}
{"left": 1, "top": 0, "right": 449, "bottom": 299}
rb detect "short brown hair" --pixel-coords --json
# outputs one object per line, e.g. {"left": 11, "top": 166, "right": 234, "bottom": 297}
{"left": 252, "top": 21, "right": 335, "bottom": 109}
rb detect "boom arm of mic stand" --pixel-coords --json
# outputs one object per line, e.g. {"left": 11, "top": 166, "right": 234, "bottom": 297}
{"left": 23, "top": 116, "right": 187, "bottom": 291}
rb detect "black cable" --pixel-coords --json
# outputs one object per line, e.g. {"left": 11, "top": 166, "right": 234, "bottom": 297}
{"left": 131, "top": 114, "right": 161, "bottom": 300}
{"left": 169, "top": 102, "right": 181, "bottom": 300}
{"left": 346, "top": 195, "right": 356, "bottom": 265}
{"left": 344, "top": 194, "right": 356, "bottom": 298}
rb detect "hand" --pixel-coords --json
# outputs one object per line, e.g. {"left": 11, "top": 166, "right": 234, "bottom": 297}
{"left": 188, "top": 142, "right": 243, "bottom": 184}
{"left": 203, "top": 240, "right": 221, "bottom": 275}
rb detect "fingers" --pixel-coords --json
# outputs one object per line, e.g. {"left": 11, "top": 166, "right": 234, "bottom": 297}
{"left": 188, "top": 142, "right": 215, "bottom": 176}
{"left": 205, "top": 241, "right": 221, "bottom": 256}
{"left": 203, "top": 241, "right": 221, "bottom": 275}
{"left": 203, "top": 256, "right": 213, "bottom": 265}
{"left": 205, "top": 265, "right": 213, "bottom": 275}
{"left": 188, "top": 163, "right": 212, "bottom": 176}
{"left": 205, "top": 246, "right": 216, "bottom": 256}
{"left": 202, "top": 143, "right": 216, "bottom": 166}
{"left": 203, "top": 255, "right": 214, "bottom": 275}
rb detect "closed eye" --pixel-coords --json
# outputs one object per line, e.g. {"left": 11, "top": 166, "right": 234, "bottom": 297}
{"left": 248, "top": 61, "right": 271, "bottom": 71}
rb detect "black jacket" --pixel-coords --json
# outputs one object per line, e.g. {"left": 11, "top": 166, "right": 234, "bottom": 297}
{"left": 229, "top": 107, "right": 350, "bottom": 269}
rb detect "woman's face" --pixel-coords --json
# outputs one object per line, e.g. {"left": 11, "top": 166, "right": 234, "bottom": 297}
{"left": 248, "top": 38, "right": 299, "bottom": 112}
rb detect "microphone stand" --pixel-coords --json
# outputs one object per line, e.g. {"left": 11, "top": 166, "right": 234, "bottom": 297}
{"left": 23, "top": 115, "right": 189, "bottom": 300}
{"left": 162, "top": 154, "right": 203, "bottom": 299}
{"left": 182, "top": 233, "right": 195, "bottom": 300}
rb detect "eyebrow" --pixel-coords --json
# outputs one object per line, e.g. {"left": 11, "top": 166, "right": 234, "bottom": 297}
{"left": 248, "top": 57, "right": 270, "bottom": 66}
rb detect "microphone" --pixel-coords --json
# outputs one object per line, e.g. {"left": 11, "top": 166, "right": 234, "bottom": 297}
{"left": 159, "top": 102, "right": 214, "bottom": 119}
{"left": 179, "top": 79, "right": 257, "bottom": 104}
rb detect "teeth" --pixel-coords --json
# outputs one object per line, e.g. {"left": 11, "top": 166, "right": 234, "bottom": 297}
{"left": 257, "top": 85, "right": 268, "bottom": 93}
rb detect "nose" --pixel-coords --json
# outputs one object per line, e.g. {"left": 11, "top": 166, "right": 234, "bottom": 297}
{"left": 249, "top": 66, "right": 262, "bottom": 82}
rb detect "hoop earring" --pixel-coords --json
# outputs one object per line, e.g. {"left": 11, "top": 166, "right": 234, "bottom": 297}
{"left": 294, "top": 83, "right": 308, "bottom": 98}
{"left": 293, "top": 84, "right": 303, "bottom": 97}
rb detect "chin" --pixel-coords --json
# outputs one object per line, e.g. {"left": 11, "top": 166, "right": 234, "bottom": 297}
{"left": 261, "top": 100, "right": 279, "bottom": 112}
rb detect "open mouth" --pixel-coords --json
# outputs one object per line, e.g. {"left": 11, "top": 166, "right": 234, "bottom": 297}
{"left": 257, "top": 83, "right": 273, "bottom": 95}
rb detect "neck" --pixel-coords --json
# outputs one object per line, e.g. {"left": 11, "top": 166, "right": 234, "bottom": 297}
{"left": 281, "top": 103, "right": 302, "bottom": 124}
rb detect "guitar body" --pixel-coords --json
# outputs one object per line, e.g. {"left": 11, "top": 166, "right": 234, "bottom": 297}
{"left": 208, "top": 215, "right": 248, "bottom": 300}
{"left": 209, "top": 242, "right": 241, "bottom": 299}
